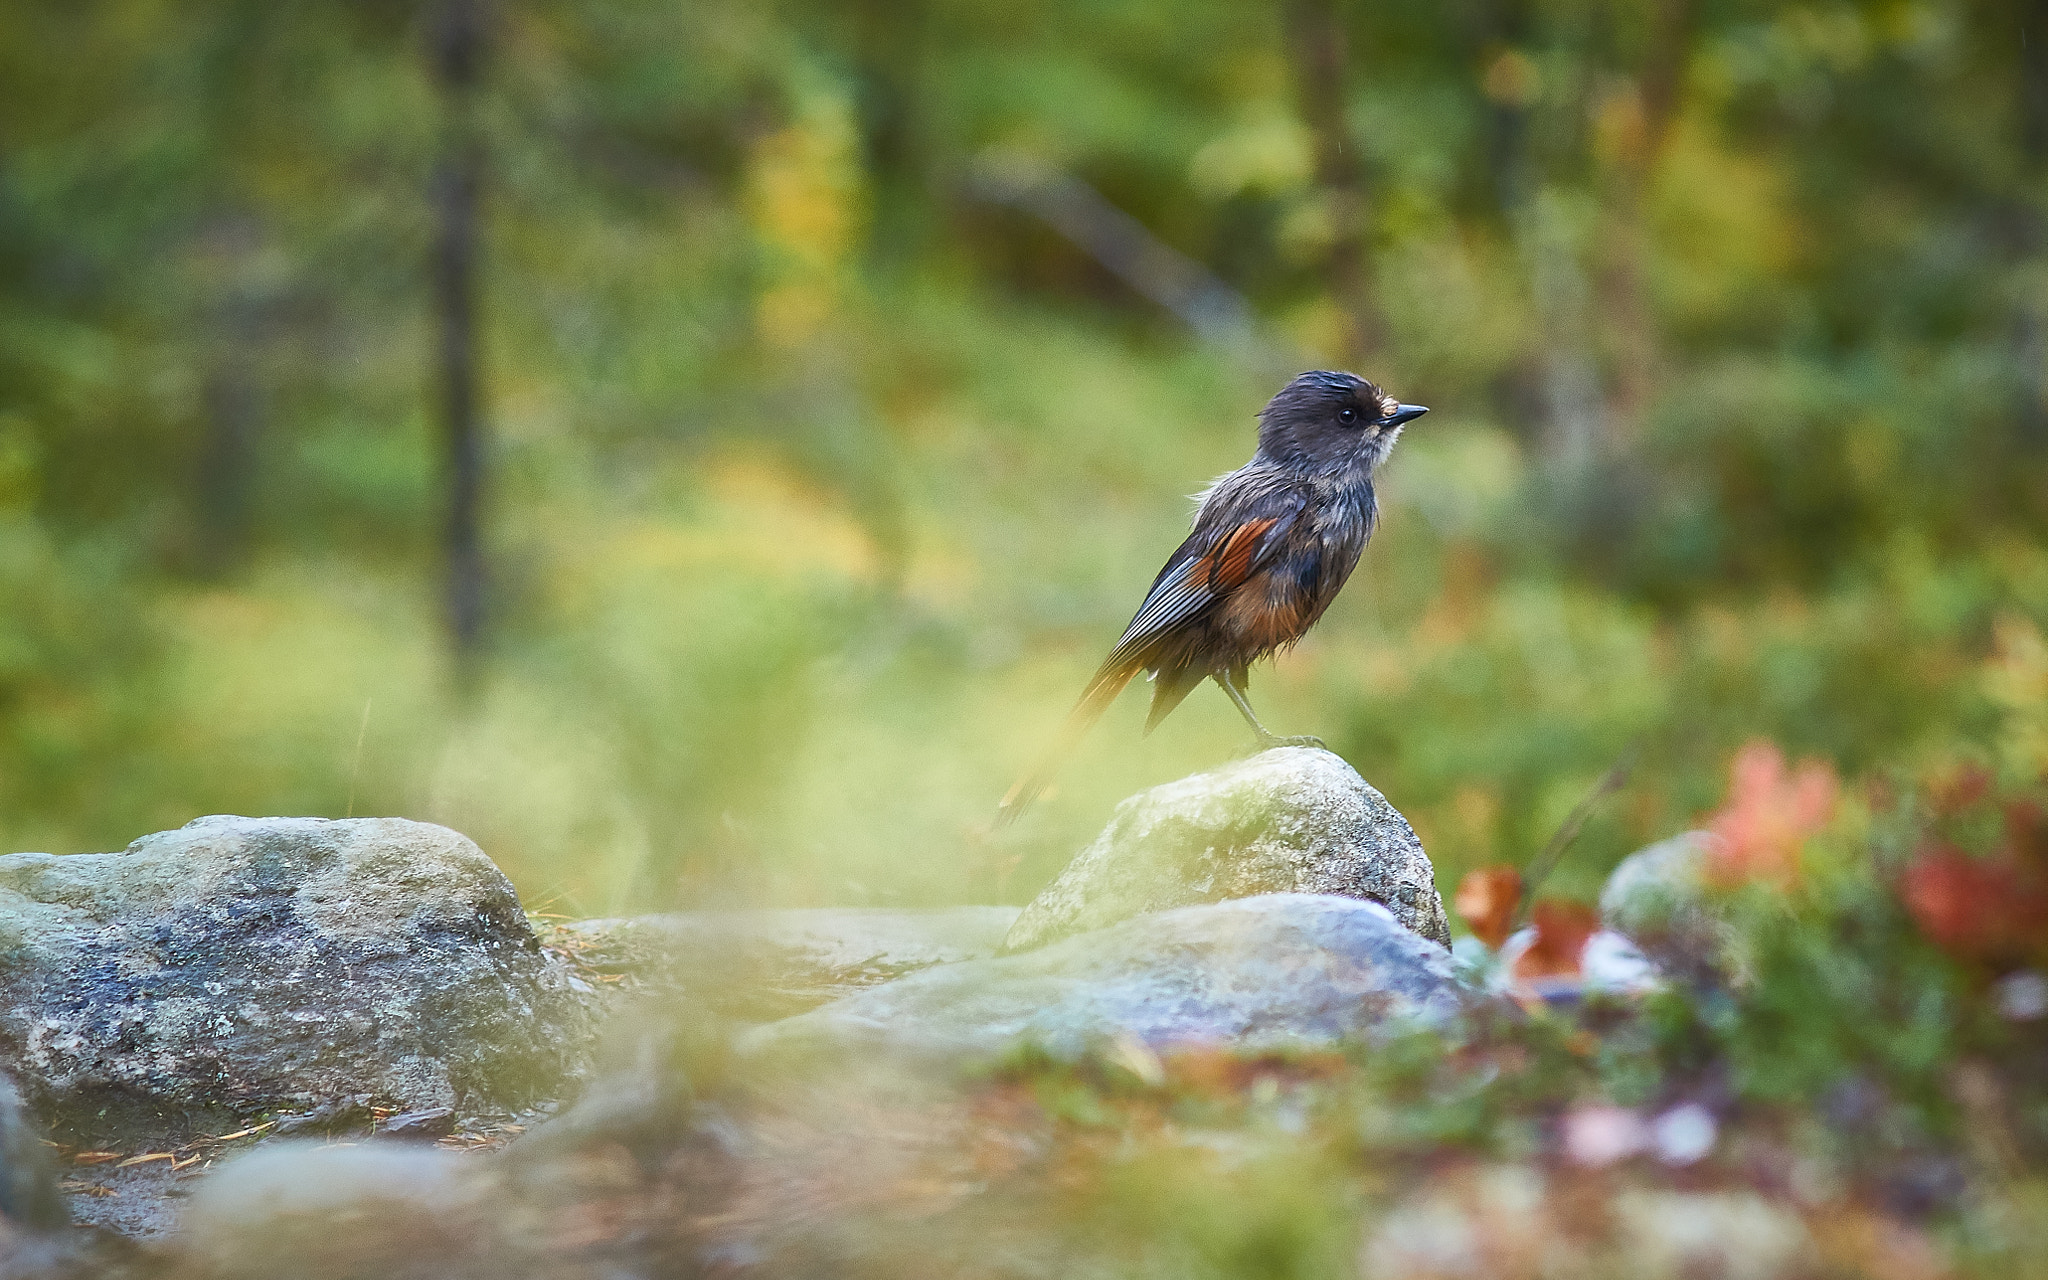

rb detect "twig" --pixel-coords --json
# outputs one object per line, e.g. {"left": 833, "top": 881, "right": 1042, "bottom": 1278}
{"left": 967, "top": 153, "right": 1298, "bottom": 376}
{"left": 1513, "top": 742, "right": 1640, "bottom": 929}
{"left": 346, "top": 697, "right": 373, "bottom": 819}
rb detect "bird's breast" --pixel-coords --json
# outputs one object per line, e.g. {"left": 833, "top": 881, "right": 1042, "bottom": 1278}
{"left": 1213, "top": 490, "right": 1371, "bottom": 659}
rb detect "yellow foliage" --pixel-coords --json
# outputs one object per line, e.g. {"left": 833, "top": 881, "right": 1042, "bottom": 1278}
{"left": 1986, "top": 615, "right": 2048, "bottom": 779}
{"left": 746, "top": 85, "right": 867, "bottom": 349}
{"left": 1649, "top": 117, "right": 1803, "bottom": 329}
{"left": 1188, "top": 110, "right": 1312, "bottom": 201}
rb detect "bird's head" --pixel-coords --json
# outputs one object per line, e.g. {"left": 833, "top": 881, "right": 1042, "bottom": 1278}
{"left": 1255, "top": 370, "right": 1426, "bottom": 475}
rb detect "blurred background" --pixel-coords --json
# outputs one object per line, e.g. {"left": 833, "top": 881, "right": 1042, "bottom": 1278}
{"left": 3, "top": 0, "right": 2046, "bottom": 919}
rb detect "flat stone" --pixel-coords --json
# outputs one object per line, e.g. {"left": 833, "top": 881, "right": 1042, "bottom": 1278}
{"left": 745, "top": 893, "right": 1469, "bottom": 1064}
{"left": 1004, "top": 748, "right": 1449, "bottom": 953}
{"left": 379, "top": 1107, "right": 457, "bottom": 1140}
{"left": 177, "top": 1143, "right": 494, "bottom": 1278}
{"left": 549, "top": 906, "right": 1021, "bottom": 1020}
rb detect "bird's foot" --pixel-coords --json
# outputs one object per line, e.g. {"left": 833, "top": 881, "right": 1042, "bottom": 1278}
{"left": 1256, "top": 733, "right": 1326, "bottom": 752}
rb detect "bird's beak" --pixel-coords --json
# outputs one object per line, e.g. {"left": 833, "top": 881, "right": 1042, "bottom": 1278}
{"left": 1381, "top": 404, "right": 1428, "bottom": 427}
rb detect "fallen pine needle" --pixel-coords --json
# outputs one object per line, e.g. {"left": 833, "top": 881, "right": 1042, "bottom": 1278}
{"left": 116, "top": 1153, "right": 175, "bottom": 1168}
{"left": 202, "top": 1122, "right": 274, "bottom": 1143}
{"left": 71, "top": 1152, "right": 121, "bottom": 1165}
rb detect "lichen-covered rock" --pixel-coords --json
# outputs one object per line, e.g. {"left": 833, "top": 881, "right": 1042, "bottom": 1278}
{"left": 551, "top": 906, "right": 1021, "bottom": 1021}
{"left": 747, "top": 893, "right": 1468, "bottom": 1064}
{"left": 1003, "top": 748, "right": 1449, "bottom": 953}
{"left": 0, "top": 816, "right": 586, "bottom": 1144}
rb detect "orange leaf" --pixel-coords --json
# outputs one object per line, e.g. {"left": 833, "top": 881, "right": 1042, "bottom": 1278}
{"left": 1511, "top": 899, "right": 1599, "bottom": 982}
{"left": 1454, "top": 866, "right": 1523, "bottom": 949}
{"left": 1704, "top": 739, "right": 1837, "bottom": 888}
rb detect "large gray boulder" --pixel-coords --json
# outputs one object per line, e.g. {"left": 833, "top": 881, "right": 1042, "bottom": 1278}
{"left": 0, "top": 816, "right": 587, "bottom": 1144}
{"left": 746, "top": 893, "right": 1467, "bottom": 1064}
{"left": 1004, "top": 748, "right": 1449, "bottom": 953}
{"left": 550, "top": 906, "right": 1021, "bottom": 1020}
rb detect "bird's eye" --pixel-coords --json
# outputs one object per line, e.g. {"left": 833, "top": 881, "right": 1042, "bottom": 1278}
{"left": 1338, "top": 407, "right": 1358, "bottom": 425}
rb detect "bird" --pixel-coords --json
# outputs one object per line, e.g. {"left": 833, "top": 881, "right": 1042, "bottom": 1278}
{"left": 997, "top": 370, "right": 1425, "bottom": 823}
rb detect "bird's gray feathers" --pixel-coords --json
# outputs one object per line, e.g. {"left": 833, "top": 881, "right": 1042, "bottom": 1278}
{"left": 996, "top": 369, "right": 1420, "bottom": 823}
{"left": 1102, "top": 481, "right": 1308, "bottom": 670}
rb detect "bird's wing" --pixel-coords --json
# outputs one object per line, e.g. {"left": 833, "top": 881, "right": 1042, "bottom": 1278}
{"left": 1103, "top": 488, "right": 1308, "bottom": 670}
{"left": 994, "top": 486, "right": 1307, "bottom": 824}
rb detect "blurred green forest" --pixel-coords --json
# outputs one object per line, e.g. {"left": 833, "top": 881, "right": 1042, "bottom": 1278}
{"left": 3, "top": 0, "right": 2047, "bottom": 917}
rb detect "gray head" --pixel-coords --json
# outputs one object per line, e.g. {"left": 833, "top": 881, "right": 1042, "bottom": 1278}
{"left": 1255, "top": 370, "right": 1426, "bottom": 474}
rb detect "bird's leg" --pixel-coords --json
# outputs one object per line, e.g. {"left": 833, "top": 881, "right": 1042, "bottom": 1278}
{"left": 1213, "top": 669, "right": 1324, "bottom": 751}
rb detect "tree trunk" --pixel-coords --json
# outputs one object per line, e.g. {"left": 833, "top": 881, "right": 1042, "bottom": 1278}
{"left": 193, "top": 214, "right": 269, "bottom": 577}
{"left": 1283, "top": 0, "right": 1379, "bottom": 368}
{"left": 2015, "top": 0, "right": 2048, "bottom": 443}
{"left": 1595, "top": 0, "right": 1691, "bottom": 437}
{"left": 430, "top": 0, "right": 487, "bottom": 665}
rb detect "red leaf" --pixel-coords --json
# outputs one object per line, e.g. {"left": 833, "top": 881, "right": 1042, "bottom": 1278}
{"left": 1900, "top": 842, "right": 2048, "bottom": 965}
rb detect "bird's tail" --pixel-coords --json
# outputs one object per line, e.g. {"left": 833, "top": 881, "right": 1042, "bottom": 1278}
{"left": 995, "top": 655, "right": 1144, "bottom": 825}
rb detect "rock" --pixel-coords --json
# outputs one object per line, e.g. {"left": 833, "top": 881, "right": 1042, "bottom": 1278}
{"left": 380, "top": 1106, "right": 457, "bottom": 1140}
{"left": 1362, "top": 1163, "right": 1548, "bottom": 1280}
{"left": 745, "top": 893, "right": 1469, "bottom": 1063}
{"left": 1003, "top": 748, "right": 1449, "bottom": 953}
{"left": 1361, "top": 1168, "right": 1815, "bottom": 1280}
{"left": 1599, "top": 831, "right": 1710, "bottom": 931}
{"left": 273, "top": 1096, "right": 375, "bottom": 1139}
{"left": 1486, "top": 928, "right": 1661, "bottom": 1003}
{"left": 1580, "top": 930, "right": 1661, "bottom": 993}
{"left": 1609, "top": 1190, "right": 1814, "bottom": 1279}
{"left": 0, "top": 1070, "right": 63, "bottom": 1232}
{"left": 0, "top": 816, "right": 587, "bottom": 1145}
{"left": 1599, "top": 831, "right": 1734, "bottom": 977}
{"left": 549, "top": 906, "right": 1021, "bottom": 1021}
{"left": 176, "top": 1142, "right": 502, "bottom": 1279}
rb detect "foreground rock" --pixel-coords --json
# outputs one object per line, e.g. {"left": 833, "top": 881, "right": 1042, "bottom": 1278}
{"left": 178, "top": 1143, "right": 499, "bottom": 1280}
{"left": 0, "top": 816, "right": 587, "bottom": 1144}
{"left": 747, "top": 893, "right": 1467, "bottom": 1063}
{"left": 1362, "top": 1165, "right": 1817, "bottom": 1280}
{"left": 1004, "top": 748, "right": 1450, "bottom": 953}
{"left": 549, "top": 906, "right": 1020, "bottom": 1021}
{"left": 0, "top": 1070, "right": 63, "bottom": 1232}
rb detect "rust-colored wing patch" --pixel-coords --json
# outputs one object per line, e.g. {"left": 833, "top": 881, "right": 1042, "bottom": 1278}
{"left": 1204, "top": 517, "right": 1281, "bottom": 593}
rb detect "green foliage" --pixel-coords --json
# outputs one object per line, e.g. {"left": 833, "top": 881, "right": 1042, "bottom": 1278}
{"left": 0, "top": 0, "right": 2045, "bottom": 917}
{"left": 926, "top": 833, "right": 2048, "bottom": 1277}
